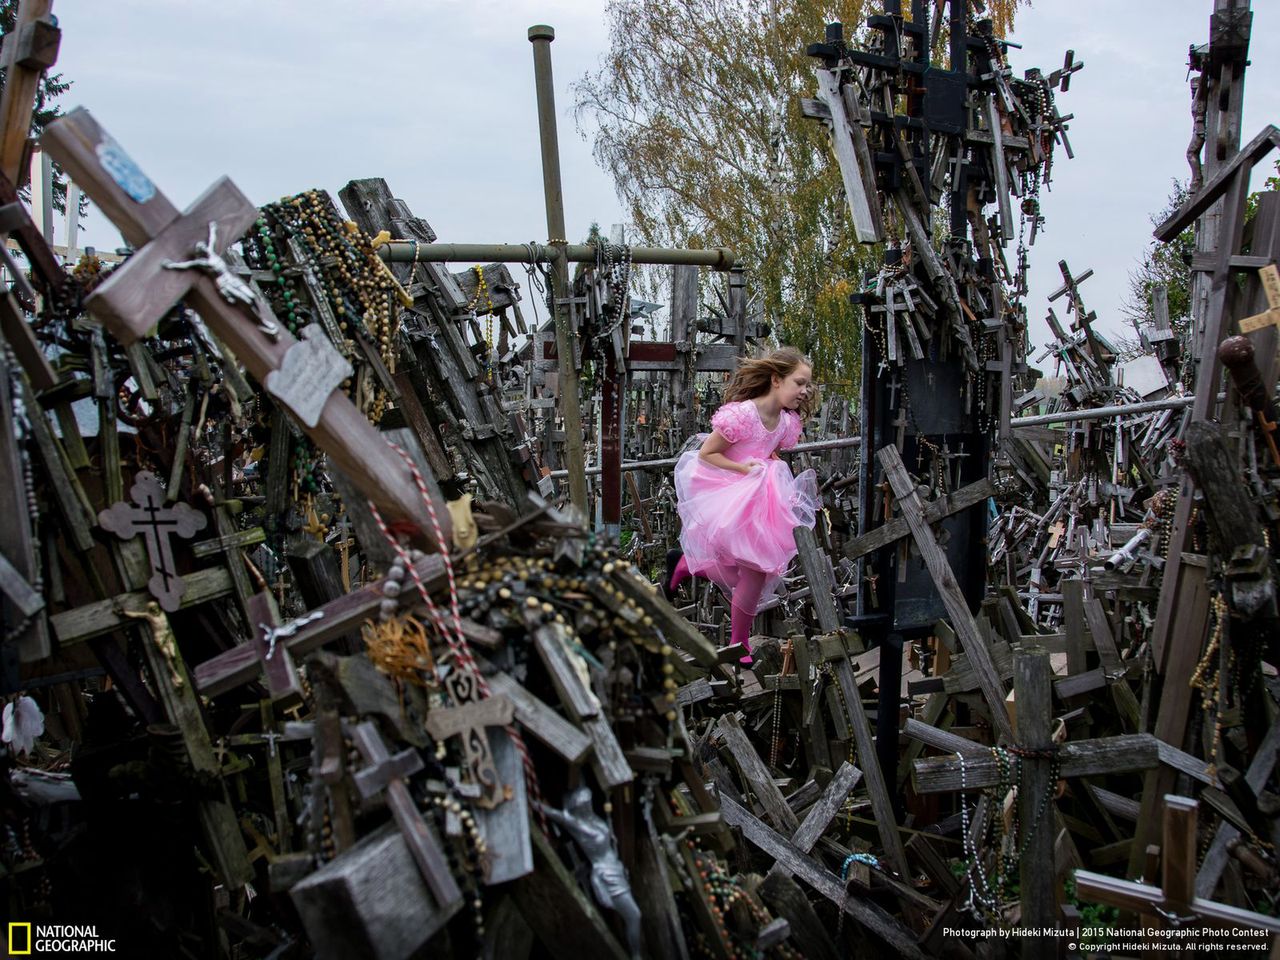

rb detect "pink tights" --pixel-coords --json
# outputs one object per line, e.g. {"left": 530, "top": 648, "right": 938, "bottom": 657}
{"left": 730, "top": 568, "right": 766, "bottom": 662}
{"left": 670, "top": 557, "right": 764, "bottom": 663}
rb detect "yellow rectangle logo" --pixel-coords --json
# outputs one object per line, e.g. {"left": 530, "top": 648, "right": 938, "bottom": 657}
{"left": 9, "top": 922, "right": 33, "bottom": 955}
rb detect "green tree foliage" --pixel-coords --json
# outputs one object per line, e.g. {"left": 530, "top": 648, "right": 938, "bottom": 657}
{"left": 0, "top": 0, "right": 73, "bottom": 211}
{"left": 1121, "top": 160, "right": 1280, "bottom": 361}
{"left": 574, "top": 0, "right": 1025, "bottom": 393}
{"left": 1121, "top": 179, "right": 1194, "bottom": 349}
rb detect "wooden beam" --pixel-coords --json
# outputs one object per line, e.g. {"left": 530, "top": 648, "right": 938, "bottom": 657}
{"left": 718, "top": 792, "right": 929, "bottom": 960}
{"left": 1155, "top": 125, "right": 1280, "bottom": 241}
{"left": 1015, "top": 649, "right": 1059, "bottom": 941}
{"left": 877, "top": 445, "right": 1014, "bottom": 740}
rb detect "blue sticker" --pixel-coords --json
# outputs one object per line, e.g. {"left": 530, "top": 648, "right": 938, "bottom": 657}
{"left": 95, "top": 135, "right": 155, "bottom": 204}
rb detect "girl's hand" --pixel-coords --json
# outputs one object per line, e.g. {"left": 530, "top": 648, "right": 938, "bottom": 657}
{"left": 741, "top": 458, "right": 766, "bottom": 474}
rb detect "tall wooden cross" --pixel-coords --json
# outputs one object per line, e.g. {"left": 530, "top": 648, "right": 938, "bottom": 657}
{"left": 39, "top": 109, "right": 453, "bottom": 549}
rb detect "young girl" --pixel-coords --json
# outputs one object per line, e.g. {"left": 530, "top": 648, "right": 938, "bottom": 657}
{"left": 665, "top": 347, "right": 820, "bottom": 665}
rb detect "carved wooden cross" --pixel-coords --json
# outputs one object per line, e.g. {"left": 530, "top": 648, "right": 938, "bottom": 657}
{"left": 98, "top": 471, "right": 207, "bottom": 611}
{"left": 39, "top": 109, "right": 451, "bottom": 547}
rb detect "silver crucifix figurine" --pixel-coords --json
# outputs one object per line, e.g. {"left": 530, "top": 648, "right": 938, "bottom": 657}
{"left": 165, "top": 221, "right": 279, "bottom": 339}
{"left": 538, "top": 787, "right": 643, "bottom": 958}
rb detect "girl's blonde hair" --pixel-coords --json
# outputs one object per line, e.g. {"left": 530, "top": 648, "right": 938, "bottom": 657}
{"left": 722, "top": 346, "right": 818, "bottom": 419}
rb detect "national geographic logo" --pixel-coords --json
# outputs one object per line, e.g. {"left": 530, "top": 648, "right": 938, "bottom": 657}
{"left": 7, "top": 924, "right": 117, "bottom": 954}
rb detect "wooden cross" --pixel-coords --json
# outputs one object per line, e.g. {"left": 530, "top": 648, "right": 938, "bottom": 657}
{"left": 1238, "top": 263, "right": 1280, "bottom": 333}
{"left": 1073, "top": 794, "right": 1280, "bottom": 940}
{"left": 1049, "top": 259, "right": 1108, "bottom": 373}
{"left": 1047, "top": 49, "right": 1084, "bottom": 93}
{"left": 246, "top": 590, "right": 304, "bottom": 709}
{"left": 843, "top": 476, "right": 994, "bottom": 563}
{"left": 0, "top": 0, "right": 60, "bottom": 184}
{"left": 39, "top": 109, "right": 451, "bottom": 546}
{"left": 349, "top": 720, "right": 463, "bottom": 911}
{"left": 98, "top": 471, "right": 208, "bottom": 611}
{"left": 878, "top": 445, "right": 1015, "bottom": 741}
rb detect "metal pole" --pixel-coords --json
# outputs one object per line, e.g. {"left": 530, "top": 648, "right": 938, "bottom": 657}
{"left": 1010, "top": 396, "right": 1193, "bottom": 428}
{"left": 376, "top": 241, "right": 735, "bottom": 271}
{"left": 545, "top": 435, "right": 862, "bottom": 479}
{"left": 529, "top": 24, "right": 588, "bottom": 515}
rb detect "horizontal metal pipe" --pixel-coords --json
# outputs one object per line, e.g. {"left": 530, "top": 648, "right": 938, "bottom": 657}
{"left": 376, "top": 241, "right": 737, "bottom": 271}
{"left": 546, "top": 435, "right": 862, "bottom": 479}
{"left": 1011, "top": 396, "right": 1192, "bottom": 427}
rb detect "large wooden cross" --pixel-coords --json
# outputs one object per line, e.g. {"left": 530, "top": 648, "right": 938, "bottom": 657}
{"left": 39, "top": 108, "right": 452, "bottom": 547}
{"left": 1074, "top": 795, "right": 1280, "bottom": 940}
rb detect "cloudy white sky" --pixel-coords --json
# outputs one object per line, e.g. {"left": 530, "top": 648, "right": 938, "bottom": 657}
{"left": 46, "top": 0, "right": 1280, "bottom": 353}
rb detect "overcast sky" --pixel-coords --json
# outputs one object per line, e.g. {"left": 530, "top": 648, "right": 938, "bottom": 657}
{"left": 47, "top": 1, "right": 1280, "bottom": 354}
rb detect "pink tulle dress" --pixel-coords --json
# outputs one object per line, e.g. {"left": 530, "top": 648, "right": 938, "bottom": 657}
{"left": 673, "top": 400, "right": 820, "bottom": 612}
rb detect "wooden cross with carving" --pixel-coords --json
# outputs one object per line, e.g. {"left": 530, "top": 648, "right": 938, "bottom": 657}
{"left": 98, "top": 471, "right": 207, "bottom": 611}
{"left": 39, "top": 108, "right": 451, "bottom": 548}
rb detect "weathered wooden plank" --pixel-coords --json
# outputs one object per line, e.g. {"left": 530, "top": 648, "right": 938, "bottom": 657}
{"left": 530, "top": 619, "right": 599, "bottom": 720}
{"left": 1015, "top": 649, "right": 1058, "bottom": 942}
{"left": 877, "top": 445, "right": 1013, "bottom": 740}
{"left": 51, "top": 567, "right": 234, "bottom": 646}
{"left": 1196, "top": 716, "right": 1280, "bottom": 897}
{"left": 718, "top": 793, "right": 928, "bottom": 960}
{"left": 716, "top": 712, "right": 799, "bottom": 835}
{"left": 758, "top": 871, "right": 839, "bottom": 960}
{"left": 126, "top": 604, "right": 252, "bottom": 886}
{"left": 914, "top": 734, "right": 1162, "bottom": 793}
{"left": 831, "top": 656, "right": 914, "bottom": 892}
{"left": 511, "top": 828, "right": 631, "bottom": 960}
{"left": 793, "top": 525, "right": 840, "bottom": 633}
{"left": 814, "top": 68, "right": 882, "bottom": 244}
{"left": 487, "top": 670, "right": 592, "bottom": 763}
{"left": 0, "top": 355, "right": 49, "bottom": 667}
{"left": 475, "top": 727, "right": 533, "bottom": 884}
{"left": 787, "top": 760, "right": 861, "bottom": 854}
{"left": 1154, "top": 125, "right": 1280, "bottom": 241}
{"left": 608, "top": 563, "right": 719, "bottom": 667}
{"left": 582, "top": 715, "right": 634, "bottom": 790}
{"left": 291, "top": 822, "right": 462, "bottom": 960}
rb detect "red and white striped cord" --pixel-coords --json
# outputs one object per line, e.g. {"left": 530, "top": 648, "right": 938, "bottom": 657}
{"left": 366, "top": 444, "right": 548, "bottom": 832}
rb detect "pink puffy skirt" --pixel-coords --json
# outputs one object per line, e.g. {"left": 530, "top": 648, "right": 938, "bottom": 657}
{"left": 673, "top": 441, "right": 820, "bottom": 612}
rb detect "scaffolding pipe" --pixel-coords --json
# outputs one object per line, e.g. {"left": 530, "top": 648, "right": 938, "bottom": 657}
{"left": 376, "top": 240, "right": 737, "bottom": 271}
{"left": 1010, "top": 396, "right": 1193, "bottom": 427}
{"left": 545, "top": 435, "right": 862, "bottom": 479}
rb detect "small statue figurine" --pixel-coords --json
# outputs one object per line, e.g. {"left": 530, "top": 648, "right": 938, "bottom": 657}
{"left": 165, "top": 221, "right": 279, "bottom": 339}
{"left": 539, "top": 787, "right": 644, "bottom": 959}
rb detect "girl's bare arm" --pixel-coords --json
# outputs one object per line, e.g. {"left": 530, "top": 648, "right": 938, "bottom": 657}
{"left": 698, "top": 431, "right": 755, "bottom": 474}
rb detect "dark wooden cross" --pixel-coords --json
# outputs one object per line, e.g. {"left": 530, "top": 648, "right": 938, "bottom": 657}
{"left": 98, "top": 471, "right": 207, "bottom": 611}
{"left": 349, "top": 720, "right": 463, "bottom": 912}
{"left": 39, "top": 109, "right": 452, "bottom": 547}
